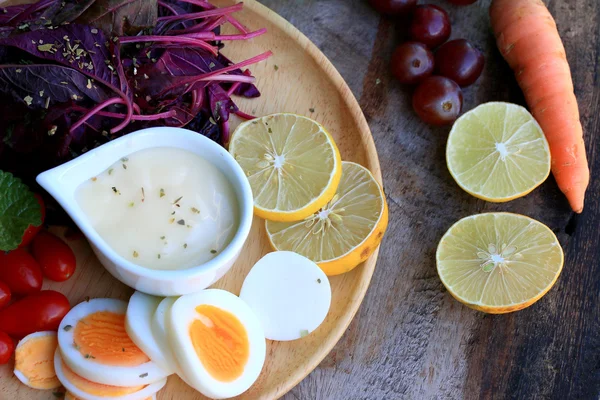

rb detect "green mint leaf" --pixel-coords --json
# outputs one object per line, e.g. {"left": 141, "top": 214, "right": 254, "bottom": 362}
{"left": 0, "top": 170, "right": 41, "bottom": 251}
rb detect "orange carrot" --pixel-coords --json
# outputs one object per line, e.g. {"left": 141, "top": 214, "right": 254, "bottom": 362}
{"left": 490, "top": 0, "right": 589, "bottom": 213}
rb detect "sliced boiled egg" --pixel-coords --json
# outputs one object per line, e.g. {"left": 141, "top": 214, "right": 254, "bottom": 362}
{"left": 58, "top": 298, "right": 169, "bottom": 387}
{"left": 240, "top": 251, "right": 332, "bottom": 341}
{"left": 55, "top": 350, "right": 166, "bottom": 400}
{"left": 125, "top": 292, "right": 174, "bottom": 374}
{"left": 13, "top": 331, "right": 61, "bottom": 390}
{"left": 167, "top": 289, "right": 266, "bottom": 399}
{"left": 150, "top": 296, "right": 181, "bottom": 374}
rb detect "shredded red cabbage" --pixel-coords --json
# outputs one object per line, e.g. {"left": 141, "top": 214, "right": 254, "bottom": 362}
{"left": 0, "top": 0, "right": 270, "bottom": 185}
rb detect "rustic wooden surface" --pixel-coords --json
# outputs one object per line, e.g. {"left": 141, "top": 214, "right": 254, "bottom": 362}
{"left": 254, "top": 1, "right": 600, "bottom": 399}
{"left": 0, "top": 1, "right": 597, "bottom": 399}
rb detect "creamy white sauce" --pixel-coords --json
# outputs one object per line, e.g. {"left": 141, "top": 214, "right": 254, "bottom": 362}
{"left": 76, "top": 147, "right": 239, "bottom": 270}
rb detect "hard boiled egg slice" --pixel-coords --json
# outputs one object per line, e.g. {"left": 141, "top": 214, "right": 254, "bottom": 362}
{"left": 240, "top": 251, "right": 332, "bottom": 341}
{"left": 150, "top": 296, "right": 181, "bottom": 374}
{"left": 14, "top": 331, "right": 61, "bottom": 389}
{"left": 55, "top": 350, "right": 166, "bottom": 400}
{"left": 58, "top": 298, "right": 169, "bottom": 387}
{"left": 167, "top": 289, "right": 266, "bottom": 399}
{"left": 125, "top": 292, "right": 174, "bottom": 374}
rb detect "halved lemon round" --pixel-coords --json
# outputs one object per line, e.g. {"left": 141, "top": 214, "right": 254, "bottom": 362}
{"left": 266, "top": 162, "right": 388, "bottom": 276}
{"left": 447, "top": 102, "right": 551, "bottom": 202}
{"left": 229, "top": 113, "right": 342, "bottom": 222}
{"left": 436, "top": 212, "right": 563, "bottom": 314}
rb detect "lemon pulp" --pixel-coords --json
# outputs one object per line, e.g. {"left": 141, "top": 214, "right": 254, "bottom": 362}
{"left": 229, "top": 113, "right": 342, "bottom": 222}
{"left": 436, "top": 212, "right": 563, "bottom": 313}
{"left": 266, "top": 162, "right": 388, "bottom": 276}
{"left": 446, "top": 102, "right": 551, "bottom": 202}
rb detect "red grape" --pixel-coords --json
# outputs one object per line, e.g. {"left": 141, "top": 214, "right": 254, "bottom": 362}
{"left": 446, "top": 0, "right": 477, "bottom": 4}
{"left": 391, "top": 42, "right": 434, "bottom": 84}
{"left": 412, "top": 76, "right": 462, "bottom": 125}
{"left": 435, "top": 39, "right": 484, "bottom": 87}
{"left": 368, "top": 0, "right": 417, "bottom": 15}
{"left": 409, "top": 5, "right": 451, "bottom": 49}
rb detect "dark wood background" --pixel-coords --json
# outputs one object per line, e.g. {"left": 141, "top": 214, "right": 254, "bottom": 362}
{"left": 256, "top": 1, "right": 600, "bottom": 399}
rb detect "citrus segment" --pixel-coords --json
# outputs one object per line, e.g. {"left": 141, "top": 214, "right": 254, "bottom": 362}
{"left": 266, "top": 162, "right": 388, "bottom": 276}
{"left": 436, "top": 212, "right": 563, "bottom": 314}
{"left": 229, "top": 113, "right": 342, "bottom": 221}
{"left": 446, "top": 102, "right": 551, "bottom": 202}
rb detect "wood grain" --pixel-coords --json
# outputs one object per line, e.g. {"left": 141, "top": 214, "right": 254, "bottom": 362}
{"left": 1, "top": 0, "right": 599, "bottom": 399}
{"left": 0, "top": 0, "right": 383, "bottom": 399}
{"left": 256, "top": 1, "right": 600, "bottom": 400}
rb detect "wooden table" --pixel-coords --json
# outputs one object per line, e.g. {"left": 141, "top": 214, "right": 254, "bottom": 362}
{"left": 257, "top": 1, "right": 600, "bottom": 399}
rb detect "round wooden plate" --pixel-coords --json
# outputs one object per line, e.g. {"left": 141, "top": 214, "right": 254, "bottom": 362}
{"left": 0, "top": 1, "right": 383, "bottom": 399}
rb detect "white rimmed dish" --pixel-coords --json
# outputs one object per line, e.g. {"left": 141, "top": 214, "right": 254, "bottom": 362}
{"left": 36, "top": 127, "right": 254, "bottom": 296}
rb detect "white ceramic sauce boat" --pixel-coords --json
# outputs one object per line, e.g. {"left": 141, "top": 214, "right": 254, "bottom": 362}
{"left": 37, "top": 127, "right": 254, "bottom": 296}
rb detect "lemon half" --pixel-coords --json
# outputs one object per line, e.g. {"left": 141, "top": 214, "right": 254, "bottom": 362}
{"left": 229, "top": 113, "right": 342, "bottom": 222}
{"left": 436, "top": 212, "right": 563, "bottom": 314}
{"left": 266, "top": 162, "right": 388, "bottom": 276}
{"left": 447, "top": 102, "right": 551, "bottom": 202}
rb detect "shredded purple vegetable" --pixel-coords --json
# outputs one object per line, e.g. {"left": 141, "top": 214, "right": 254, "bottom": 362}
{"left": 0, "top": 0, "right": 269, "bottom": 186}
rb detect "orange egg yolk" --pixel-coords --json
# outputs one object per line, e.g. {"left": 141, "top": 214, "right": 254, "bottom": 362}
{"left": 73, "top": 311, "right": 150, "bottom": 367}
{"left": 189, "top": 305, "right": 250, "bottom": 382}
{"left": 61, "top": 360, "right": 145, "bottom": 396}
{"left": 14, "top": 334, "right": 61, "bottom": 389}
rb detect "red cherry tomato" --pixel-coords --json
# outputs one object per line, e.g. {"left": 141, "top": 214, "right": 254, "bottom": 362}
{"left": 412, "top": 76, "right": 463, "bottom": 125}
{"left": 0, "top": 331, "right": 14, "bottom": 364}
{"left": 0, "top": 249, "right": 43, "bottom": 295}
{"left": 391, "top": 42, "right": 435, "bottom": 84}
{"left": 0, "top": 290, "right": 70, "bottom": 338}
{"left": 18, "top": 194, "right": 46, "bottom": 248}
{"left": 434, "top": 39, "right": 484, "bottom": 87}
{"left": 0, "top": 282, "right": 10, "bottom": 309}
{"left": 32, "top": 231, "right": 77, "bottom": 282}
{"left": 409, "top": 5, "right": 451, "bottom": 49}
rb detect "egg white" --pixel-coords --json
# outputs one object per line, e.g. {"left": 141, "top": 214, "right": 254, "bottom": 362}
{"left": 239, "top": 251, "right": 332, "bottom": 341}
{"left": 125, "top": 292, "right": 174, "bottom": 374}
{"left": 55, "top": 350, "right": 166, "bottom": 400}
{"left": 58, "top": 298, "right": 169, "bottom": 386}
{"left": 13, "top": 331, "right": 60, "bottom": 389}
{"left": 167, "top": 289, "right": 266, "bottom": 399}
{"left": 150, "top": 297, "right": 182, "bottom": 374}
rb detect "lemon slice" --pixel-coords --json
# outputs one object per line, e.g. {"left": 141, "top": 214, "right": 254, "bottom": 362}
{"left": 436, "top": 213, "right": 563, "bottom": 314}
{"left": 446, "top": 102, "right": 551, "bottom": 202}
{"left": 266, "top": 162, "right": 388, "bottom": 276}
{"left": 229, "top": 113, "right": 342, "bottom": 222}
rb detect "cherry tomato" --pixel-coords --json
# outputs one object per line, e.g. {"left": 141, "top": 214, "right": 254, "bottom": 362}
{"left": 409, "top": 5, "right": 451, "bottom": 49}
{"left": 32, "top": 231, "right": 76, "bottom": 282}
{"left": 435, "top": 39, "right": 484, "bottom": 87}
{"left": 412, "top": 76, "right": 463, "bottom": 125}
{"left": 0, "top": 281, "right": 10, "bottom": 309}
{"left": 391, "top": 42, "right": 434, "bottom": 84}
{"left": 0, "top": 331, "right": 14, "bottom": 364}
{"left": 18, "top": 194, "right": 45, "bottom": 248}
{"left": 368, "top": 0, "right": 417, "bottom": 15}
{"left": 0, "top": 290, "right": 70, "bottom": 338}
{"left": 0, "top": 249, "right": 43, "bottom": 295}
{"left": 446, "top": 0, "right": 477, "bottom": 4}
